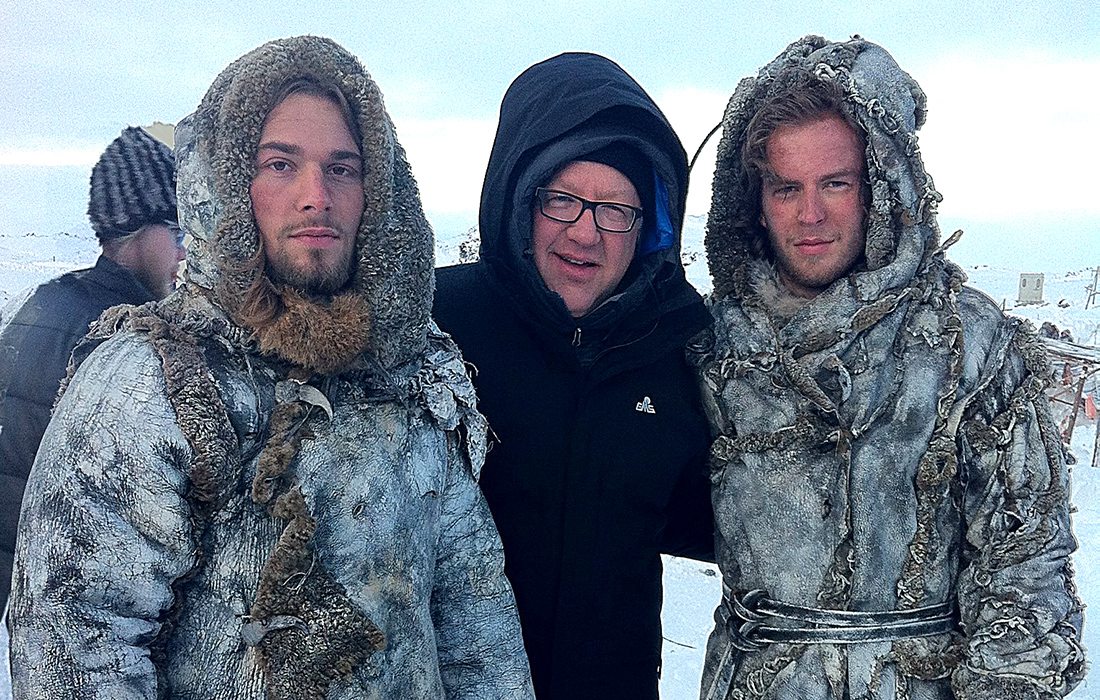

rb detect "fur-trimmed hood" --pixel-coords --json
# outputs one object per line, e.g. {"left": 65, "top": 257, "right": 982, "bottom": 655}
{"left": 174, "top": 35, "right": 433, "bottom": 374}
{"left": 705, "top": 35, "right": 944, "bottom": 304}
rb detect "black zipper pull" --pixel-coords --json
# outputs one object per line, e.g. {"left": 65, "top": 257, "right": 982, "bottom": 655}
{"left": 572, "top": 328, "right": 582, "bottom": 347}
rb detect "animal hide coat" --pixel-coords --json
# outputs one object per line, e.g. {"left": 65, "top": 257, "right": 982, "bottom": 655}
{"left": 694, "top": 36, "right": 1084, "bottom": 700}
{"left": 7, "top": 36, "right": 533, "bottom": 700}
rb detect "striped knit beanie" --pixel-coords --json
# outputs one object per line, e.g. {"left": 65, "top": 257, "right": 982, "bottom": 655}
{"left": 88, "top": 126, "right": 177, "bottom": 240}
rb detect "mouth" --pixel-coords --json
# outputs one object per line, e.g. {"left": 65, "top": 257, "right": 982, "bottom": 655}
{"left": 287, "top": 226, "right": 344, "bottom": 249}
{"left": 290, "top": 226, "right": 339, "bottom": 239}
{"left": 794, "top": 238, "right": 833, "bottom": 255}
{"left": 555, "top": 252, "right": 599, "bottom": 268}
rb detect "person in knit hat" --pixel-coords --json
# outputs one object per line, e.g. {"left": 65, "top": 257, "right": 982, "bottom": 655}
{"left": 87, "top": 126, "right": 183, "bottom": 299}
{"left": 0, "top": 125, "right": 184, "bottom": 611}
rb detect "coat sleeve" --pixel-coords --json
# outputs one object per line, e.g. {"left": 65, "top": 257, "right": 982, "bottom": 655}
{"left": 656, "top": 447, "right": 715, "bottom": 562}
{"left": 657, "top": 324, "right": 719, "bottom": 562}
{"left": 429, "top": 432, "right": 534, "bottom": 700}
{"left": 951, "top": 320, "right": 1085, "bottom": 699}
{"left": 7, "top": 334, "right": 198, "bottom": 700}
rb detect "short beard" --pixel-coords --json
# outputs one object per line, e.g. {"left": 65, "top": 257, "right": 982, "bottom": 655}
{"left": 266, "top": 246, "right": 355, "bottom": 297}
{"left": 134, "top": 267, "right": 176, "bottom": 301}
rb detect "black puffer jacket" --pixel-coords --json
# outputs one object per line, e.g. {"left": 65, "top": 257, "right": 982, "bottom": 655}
{"left": 0, "top": 255, "right": 154, "bottom": 609}
{"left": 434, "top": 52, "right": 712, "bottom": 700}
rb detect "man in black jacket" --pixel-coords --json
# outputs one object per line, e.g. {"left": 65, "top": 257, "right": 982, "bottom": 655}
{"left": 434, "top": 52, "right": 713, "bottom": 700}
{"left": 0, "top": 126, "right": 183, "bottom": 609}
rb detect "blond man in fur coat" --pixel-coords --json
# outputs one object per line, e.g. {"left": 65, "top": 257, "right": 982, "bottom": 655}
{"left": 695, "top": 36, "right": 1083, "bottom": 700}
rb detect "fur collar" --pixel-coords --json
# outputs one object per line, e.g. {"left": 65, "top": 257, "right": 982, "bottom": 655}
{"left": 250, "top": 285, "right": 373, "bottom": 376}
{"left": 745, "top": 258, "right": 810, "bottom": 324}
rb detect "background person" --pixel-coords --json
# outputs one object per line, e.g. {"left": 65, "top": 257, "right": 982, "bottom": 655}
{"left": 0, "top": 125, "right": 182, "bottom": 610}
{"left": 434, "top": 52, "right": 713, "bottom": 700}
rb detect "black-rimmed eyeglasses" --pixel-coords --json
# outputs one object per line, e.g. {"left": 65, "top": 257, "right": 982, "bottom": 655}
{"left": 534, "top": 188, "right": 642, "bottom": 234}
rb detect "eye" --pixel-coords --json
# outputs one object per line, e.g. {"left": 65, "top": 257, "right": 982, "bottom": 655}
{"left": 598, "top": 204, "right": 631, "bottom": 225}
{"left": 329, "top": 163, "right": 360, "bottom": 178}
{"left": 770, "top": 184, "right": 797, "bottom": 200}
{"left": 267, "top": 159, "right": 292, "bottom": 172}
{"left": 544, "top": 192, "right": 577, "bottom": 209}
{"left": 825, "top": 179, "right": 853, "bottom": 190}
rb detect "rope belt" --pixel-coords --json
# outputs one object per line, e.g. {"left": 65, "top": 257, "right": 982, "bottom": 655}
{"left": 721, "top": 587, "right": 958, "bottom": 651}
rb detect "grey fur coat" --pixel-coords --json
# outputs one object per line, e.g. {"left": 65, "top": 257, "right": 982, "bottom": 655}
{"left": 695, "top": 36, "right": 1084, "bottom": 700}
{"left": 7, "top": 36, "right": 532, "bottom": 700}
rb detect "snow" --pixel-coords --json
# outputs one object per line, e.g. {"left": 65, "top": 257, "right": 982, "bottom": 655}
{"left": 1, "top": 220, "right": 1097, "bottom": 697}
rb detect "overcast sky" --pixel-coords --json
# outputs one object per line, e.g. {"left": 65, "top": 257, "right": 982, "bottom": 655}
{"left": 1, "top": 0, "right": 1096, "bottom": 271}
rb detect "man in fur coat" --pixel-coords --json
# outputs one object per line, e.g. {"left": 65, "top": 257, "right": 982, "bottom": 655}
{"left": 694, "top": 36, "right": 1084, "bottom": 700}
{"left": 7, "top": 36, "right": 533, "bottom": 699}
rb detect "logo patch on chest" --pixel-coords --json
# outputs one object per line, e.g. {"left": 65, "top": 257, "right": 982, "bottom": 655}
{"left": 635, "top": 396, "right": 656, "bottom": 414}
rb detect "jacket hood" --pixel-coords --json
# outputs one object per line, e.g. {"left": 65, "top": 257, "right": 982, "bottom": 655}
{"left": 174, "top": 35, "right": 433, "bottom": 373}
{"left": 705, "top": 35, "right": 943, "bottom": 304}
{"left": 479, "top": 51, "right": 694, "bottom": 332}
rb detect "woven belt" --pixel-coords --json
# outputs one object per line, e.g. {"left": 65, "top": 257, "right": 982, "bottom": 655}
{"left": 721, "top": 587, "right": 958, "bottom": 651}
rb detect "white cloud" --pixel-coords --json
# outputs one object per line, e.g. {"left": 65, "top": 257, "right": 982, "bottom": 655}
{"left": 396, "top": 116, "right": 496, "bottom": 218}
{"left": 917, "top": 52, "right": 1100, "bottom": 220}
{"left": 0, "top": 148, "right": 100, "bottom": 167}
{"left": 656, "top": 87, "right": 731, "bottom": 216}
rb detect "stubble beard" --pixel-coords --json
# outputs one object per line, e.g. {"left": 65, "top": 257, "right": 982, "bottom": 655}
{"left": 134, "top": 265, "right": 178, "bottom": 301}
{"left": 776, "top": 249, "right": 848, "bottom": 297}
{"left": 764, "top": 222, "right": 866, "bottom": 299}
{"left": 266, "top": 235, "right": 356, "bottom": 297}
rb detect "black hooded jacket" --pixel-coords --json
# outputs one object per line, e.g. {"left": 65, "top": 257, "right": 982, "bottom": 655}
{"left": 0, "top": 255, "right": 155, "bottom": 609}
{"left": 434, "top": 52, "right": 713, "bottom": 699}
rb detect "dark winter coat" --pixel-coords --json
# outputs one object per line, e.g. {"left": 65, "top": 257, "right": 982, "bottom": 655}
{"left": 695, "top": 36, "right": 1084, "bottom": 700}
{"left": 8, "top": 37, "right": 532, "bottom": 699}
{"left": 0, "top": 255, "right": 154, "bottom": 609}
{"left": 433, "top": 52, "right": 713, "bottom": 700}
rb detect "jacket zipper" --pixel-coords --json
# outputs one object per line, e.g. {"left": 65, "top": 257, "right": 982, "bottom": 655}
{"left": 572, "top": 328, "right": 582, "bottom": 347}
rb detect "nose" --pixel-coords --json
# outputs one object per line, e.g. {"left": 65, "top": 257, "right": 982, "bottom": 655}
{"left": 565, "top": 208, "right": 601, "bottom": 246}
{"left": 798, "top": 191, "right": 826, "bottom": 226}
{"left": 297, "top": 165, "right": 332, "bottom": 212}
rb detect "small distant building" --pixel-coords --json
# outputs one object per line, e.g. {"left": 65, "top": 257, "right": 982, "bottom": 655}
{"left": 1017, "top": 273, "right": 1044, "bottom": 304}
{"left": 142, "top": 122, "right": 175, "bottom": 148}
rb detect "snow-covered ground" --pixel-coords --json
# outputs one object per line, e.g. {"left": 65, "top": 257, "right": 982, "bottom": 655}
{"left": 2, "top": 220, "right": 1098, "bottom": 697}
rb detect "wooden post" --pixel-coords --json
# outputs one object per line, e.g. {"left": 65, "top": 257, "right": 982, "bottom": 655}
{"left": 1093, "top": 419, "right": 1100, "bottom": 468}
{"left": 1064, "top": 375, "right": 1086, "bottom": 443}
{"left": 1087, "top": 266, "right": 1100, "bottom": 310}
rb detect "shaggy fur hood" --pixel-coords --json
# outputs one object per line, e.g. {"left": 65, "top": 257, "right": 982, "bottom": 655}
{"left": 705, "top": 35, "right": 946, "bottom": 304}
{"left": 174, "top": 35, "right": 433, "bottom": 374}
